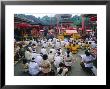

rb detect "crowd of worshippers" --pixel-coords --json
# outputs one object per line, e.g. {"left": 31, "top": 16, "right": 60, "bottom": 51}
{"left": 14, "top": 35, "right": 97, "bottom": 76}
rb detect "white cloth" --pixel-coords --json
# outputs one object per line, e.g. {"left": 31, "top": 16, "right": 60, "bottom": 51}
{"left": 41, "top": 48, "right": 48, "bottom": 55}
{"left": 53, "top": 38, "right": 56, "bottom": 43}
{"left": 34, "top": 54, "right": 43, "bottom": 66}
{"left": 48, "top": 53, "right": 54, "bottom": 63}
{"left": 54, "top": 56, "right": 63, "bottom": 68}
{"left": 32, "top": 41, "right": 37, "bottom": 45}
{"left": 32, "top": 53, "right": 38, "bottom": 59}
{"left": 63, "top": 55, "right": 73, "bottom": 66}
{"left": 70, "top": 38, "right": 73, "bottom": 42}
{"left": 25, "top": 51, "right": 32, "bottom": 61}
{"left": 55, "top": 41, "right": 61, "bottom": 48}
{"left": 43, "top": 42, "right": 48, "bottom": 48}
{"left": 28, "top": 47, "right": 32, "bottom": 52}
{"left": 49, "top": 48, "right": 56, "bottom": 55}
{"left": 82, "top": 55, "right": 95, "bottom": 67}
{"left": 91, "top": 42, "right": 97, "bottom": 48}
{"left": 78, "top": 42, "right": 81, "bottom": 46}
{"left": 48, "top": 39, "right": 52, "bottom": 42}
{"left": 61, "top": 41, "right": 65, "bottom": 47}
{"left": 28, "top": 62, "right": 41, "bottom": 76}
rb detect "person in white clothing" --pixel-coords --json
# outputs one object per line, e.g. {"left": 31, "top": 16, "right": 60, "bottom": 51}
{"left": 34, "top": 54, "right": 43, "bottom": 66}
{"left": 28, "top": 58, "right": 41, "bottom": 76}
{"left": 63, "top": 50, "right": 74, "bottom": 71}
{"left": 48, "top": 39, "right": 52, "bottom": 47}
{"left": 41, "top": 47, "right": 48, "bottom": 55}
{"left": 54, "top": 52, "right": 63, "bottom": 68}
{"left": 43, "top": 41, "right": 48, "bottom": 48}
{"left": 48, "top": 51, "right": 54, "bottom": 64}
{"left": 55, "top": 40, "right": 61, "bottom": 49}
{"left": 31, "top": 52, "right": 38, "bottom": 60}
{"left": 81, "top": 51, "right": 96, "bottom": 75}
{"left": 25, "top": 48, "right": 32, "bottom": 63}
{"left": 61, "top": 40, "right": 65, "bottom": 47}
{"left": 57, "top": 62, "right": 68, "bottom": 76}
{"left": 49, "top": 46, "right": 56, "bottom": 55}
{"left": 91, "top": 41, "right": 97, "bottom": 48}
{"left": 53, "top": 37, "right": 56, "bottom": 44}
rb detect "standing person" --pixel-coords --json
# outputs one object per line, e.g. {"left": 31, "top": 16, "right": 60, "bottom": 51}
{"left": 41, "top": 54, "right": 52, "bottom": 75}
{"left": 80, "top": 51, "right": 96, "bottom": 75}
{"left": 28, "top": 58, "right": 41, "bottom": 76}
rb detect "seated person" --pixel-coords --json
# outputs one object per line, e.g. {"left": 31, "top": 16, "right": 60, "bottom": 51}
{"left": 80, "top": 51, "right": 96, "bottom": 75}
{"left": 28, "top": 58, "right": 41, "bottom": 76}
{"left": 57, "top": 62, "right": 68, "bottom": 76}
{"left": 41, "top": 54, "right": 52, "bottom": 76}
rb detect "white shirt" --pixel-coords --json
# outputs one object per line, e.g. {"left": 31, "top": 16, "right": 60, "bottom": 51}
{"left": 43, "top": 42, "right": 48, "bottom": 48}
{"left": 54, "top": 56, "right": 63, "bottom": 68}
{"left": 61, "top": 41, "right": 65, "bottom": 46}
{"left": 48, "top": 39, "right": 52, "bottom": 42}
{"left": 53, "top": 38, "right": 56, "bottom": 43}
{"left": 91, "top": 42, "right": 97, "bottom": 48}
{"left": 32, "top": 53, "right": 38, "bottom": 59}
{"left": 25, "top": 51, "right": 32, "bottom": 61}
{"left": 63, "top": 55, "right": 73, "bottom": 66}
{"left": 49, "top": 48, "right": 56, "bottom": 55}
{"left": 82, "top": 55, "right": 95, "bottom": 67}
{"left": 32, "top": 41, "right": 37, "bottom": 46}
{"left": 78, "top": 42, "right": 81, "bottom": 46}
{"left": 34, "top": 54, "right": 43, "bottom": 66}
{"left": 28, "top": 47, "right": 32, "bottom": 52}
{"left": 55, "top": 41, "right": 61, "bottom": 48}
{"left": 70, "top": 38, "right": 73, "bottom": 42}
{"left": 48, "top": 53, "right": 54, "bottom": 63}
{"left": 28, "top": 62, "right": 41, "bottom": 76}
{"left": 41, "top": 48, "right": 48, "bottom": 55}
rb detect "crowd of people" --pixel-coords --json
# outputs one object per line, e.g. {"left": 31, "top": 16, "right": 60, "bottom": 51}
{"left": 14, "top": 31, "right": 97, "bottom": 76}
